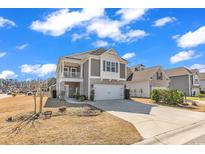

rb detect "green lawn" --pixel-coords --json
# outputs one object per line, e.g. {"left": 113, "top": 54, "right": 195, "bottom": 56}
{"left": 187, "top": 97, "right": 205, "bottom": 101}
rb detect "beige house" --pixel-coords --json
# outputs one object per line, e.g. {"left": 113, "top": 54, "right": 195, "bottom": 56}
{"left": 165, "top": 67, "right": 200, "bottom": 96}
{"left": 190, "top": 69, "right": 201, "bottom": 95}
{"left": 199, "top": 73, "right": 205, "bottom": 93}
{"left": 127, "top": 65, "right": 170, "bottom": 98}
{"left": 56, "top": 48, "right": 127, "bottom": 100}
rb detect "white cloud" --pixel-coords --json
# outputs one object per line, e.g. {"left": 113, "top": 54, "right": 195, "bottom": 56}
{"left": 116, "top": 8, "right": 148, "bottom": 24}
{"left": 0, "top": 52, "right": 6, "bottom": 58}
{"left": 172, "top": 34, "right": 180, "bottom": 40}
{"left": 170, "top": 50, "right": 201, "bottom": 64}
{"left": 87, "top": 18, "right": 122, "bottom": 41}
{"left": 176, "top": 26, "right": 205, "bottom": 48}
{"left": 16, "top": 44, "right": 29, "bottom": 50}
{"left": 189, "top": 64, "right": 205, "bottom": 73}
{"left": 153, "top": 17, "right": 176, "bottom": 27}
{"left": 71, "top": 33, "right": 90, "bottom": 41}
{"left": 26, "top": 78, "right": 32, "bottom": 81}
{"left": 122, "top": 52, "right": 136, "bottom": 60}
{"left": 30, "top": 9, "right": 149, "bottom": 43}
{"left": 93, "top": 40, "right": 109, "bottom": 47}
{"left": 20, "top": 64, "right": 57, "bottom": 77}
{"left": 87, "top": 18, "right": 148, "bottom": 42}
{"left": 0, "top": 16, "right": 16, "bottom": 28}
{"left": 30, "top": 8, "right": 104, "bottom": 36}
{"left": 125, "top": 29, "right": 148, "bottom": 42}
{"left": 0, "top": 70, "right": 17, "bottom": 79}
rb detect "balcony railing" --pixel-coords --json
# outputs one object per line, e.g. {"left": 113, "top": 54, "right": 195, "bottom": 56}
{"left": 63, "top": 71, "right": 81, "bottom": 78}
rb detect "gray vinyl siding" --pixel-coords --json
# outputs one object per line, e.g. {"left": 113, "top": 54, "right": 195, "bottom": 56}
{"left": 169, "top": 75, "right": 190, "bottom": 96}
{"left": 83, "top": 60, "right": 89, "bottom": 97}
{"left": 91, "top": 59, "right": 100, "bottom": 76}
{"left": 120, "top": 63, "right": 125, "bottom": 78}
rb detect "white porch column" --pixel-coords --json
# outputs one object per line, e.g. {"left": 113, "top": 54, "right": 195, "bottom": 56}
{"left": 80, "top": 63, "right": 83, "bottom": 78}
{"left": 61, "top": 60, "right": 64, "bottom": 78}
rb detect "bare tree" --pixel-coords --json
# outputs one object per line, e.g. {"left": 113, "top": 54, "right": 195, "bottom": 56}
{"left": 33, "top": 91, "right": 37, "bottom": 113}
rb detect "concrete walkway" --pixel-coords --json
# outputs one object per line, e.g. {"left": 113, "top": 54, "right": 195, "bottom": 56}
{"left": 0, "top": 94, "right": 11, "bottom": 100}
{"left": 87, "top": 100, "right": 205, "bottom": 144}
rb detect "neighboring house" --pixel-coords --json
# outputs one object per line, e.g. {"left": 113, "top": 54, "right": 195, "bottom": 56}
{"left": 199, "top": 73, "right": 205, "bottom": 93}
{"left": 56, "top": 48, "right": 127, "bottom": 101}
{"left": 127, "top": 65, "right": 170, "bottom": 98}
{"left": 165, "top": 67, "right": 200, "bottom": 96}
{"left": 190, "top": 69, "right": 200, "bottom": 96}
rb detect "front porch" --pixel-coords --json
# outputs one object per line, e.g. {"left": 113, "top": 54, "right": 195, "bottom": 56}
{"left": 59, "top": 81, "right": 83, "bottom": 99}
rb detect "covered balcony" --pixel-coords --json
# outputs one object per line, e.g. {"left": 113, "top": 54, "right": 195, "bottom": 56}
{"left": 59, "top": 59, "right": 83, "bottom": 82}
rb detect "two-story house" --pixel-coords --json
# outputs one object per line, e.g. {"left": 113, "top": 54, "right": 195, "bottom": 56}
{"left": 56, "top": 48, "right": 127, "bottom": 101}
{"left": 165, "top": 67, "right": 200, "bottom": 96}
{"left": 190, "top": 69, "right": 200, "bottom": 96}
{"left": 199, "top": 73, "right": 205, "bottom": 93}
{"left": 127, "top": 65, "right": 170, "bottom": 98}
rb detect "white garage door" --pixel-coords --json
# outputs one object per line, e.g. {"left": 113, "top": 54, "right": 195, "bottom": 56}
{"left": 94, "top": 84, "right": 124, "bottom": 100}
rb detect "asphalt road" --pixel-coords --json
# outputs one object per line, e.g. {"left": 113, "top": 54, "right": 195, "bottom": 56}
{"left": 185, "top": 134, "right": 205, "bottom": 145}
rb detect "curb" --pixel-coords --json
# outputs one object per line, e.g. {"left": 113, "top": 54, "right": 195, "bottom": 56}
{"left": 135, "top": 120, "right": 205, "bottom": 145}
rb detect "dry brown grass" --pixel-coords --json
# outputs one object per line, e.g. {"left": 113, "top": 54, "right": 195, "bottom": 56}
{"left": 0, "top": 95, "right": 142, "bottom": 144}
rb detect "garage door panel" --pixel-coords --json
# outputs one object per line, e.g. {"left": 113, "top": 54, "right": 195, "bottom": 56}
{"left": 94, "top": 84, "right": 124, "bottom": 100}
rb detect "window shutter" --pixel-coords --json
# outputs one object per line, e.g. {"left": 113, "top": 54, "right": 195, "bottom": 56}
{"left": 103, "top": 60, "right": 105, "bottom": 72}
{"left": 116, "top": 63, "right": 118, "bottom": 73}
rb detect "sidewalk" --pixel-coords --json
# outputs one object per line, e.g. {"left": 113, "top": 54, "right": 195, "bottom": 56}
{"left": 136, "top": 120, "right": 205, "bottom": 145}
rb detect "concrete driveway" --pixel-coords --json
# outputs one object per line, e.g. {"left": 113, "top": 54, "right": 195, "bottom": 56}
{"left": 88, "top": 100, "right": 205, "bottom": 139}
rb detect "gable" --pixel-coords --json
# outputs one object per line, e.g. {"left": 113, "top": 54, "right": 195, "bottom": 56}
{"left": 101, "top": 48, "right": 127, "bottom": 64}
{"left": 150, "top": 67, "right": 169, "bottom": 80}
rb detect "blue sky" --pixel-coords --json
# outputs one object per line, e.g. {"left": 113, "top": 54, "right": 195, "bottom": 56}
{"left": 0, "top": 8, "right": 205, "bottom": 80}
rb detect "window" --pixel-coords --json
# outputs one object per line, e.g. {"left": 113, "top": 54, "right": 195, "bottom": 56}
{"left": 71, "top": 68, "right": 77, "bottom": 77}
{"left": 106, "top": 61, "right": 111, "bottom": 72}
{"left": 111, "top": 62, "right": 116, "bottom": 72}
{"left": 157, "top": 72, "right": 163, "bottom": 80}
{"left": 103, "top": 61, "right": 118, "bottom": 72}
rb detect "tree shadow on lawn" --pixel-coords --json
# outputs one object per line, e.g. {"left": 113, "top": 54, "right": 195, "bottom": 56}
{"left": 44, "top": 98, "right": 88, "bottom": 108}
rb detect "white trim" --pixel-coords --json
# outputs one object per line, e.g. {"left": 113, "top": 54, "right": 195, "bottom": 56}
{"left": 60, "top": 78, "right": 83, "bottom": 82}
{"left": 61, "top": 61, "right": 64, "bottom": 78}
{"left": 90, "top": 76, "right": 101, "bottom": 79}
{"left": 88, "top": 57, "right": 91, "bottom": 99}
{"left": 62, "top": 58, "right": 82, "bottom": 64}
{"left": 70, "top": 67, "right": 77, "bottom": 77}
{"left": 148, "top": 80, "right": 151, "bottom": 97}
{"left": 80, "top": 63, "right": 83, "bottom": 78}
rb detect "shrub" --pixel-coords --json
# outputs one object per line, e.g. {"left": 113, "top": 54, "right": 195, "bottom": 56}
{"left": 151, "top": 89, "right": 160, "bottom": 103}
{"left": 169, "top": 89, "right": 184, "bottom": 105}
{"left": 151, "top": 89, "right": 184, "bottom": 105}
{"left": 58, "top": 106, "right": 66, "bottom": 113}
{"left": 75, "top": 94, "right": 80, "bottom": 100}
{"left": 90, "top": 89, "right": 95, "bottom": 101}
{"left": 79, "top": 95, "right": 87, "bottom": 101}
{"left": 196, "top": 93, "right": 205, "bottom": 98}
{"left": 12, "top": 93, "right": 16, "bottom": 97}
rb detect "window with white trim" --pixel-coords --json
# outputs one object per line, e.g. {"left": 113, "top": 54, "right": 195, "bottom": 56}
{"left": 103, "top": 60, "right": 118, "bottom": 72}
